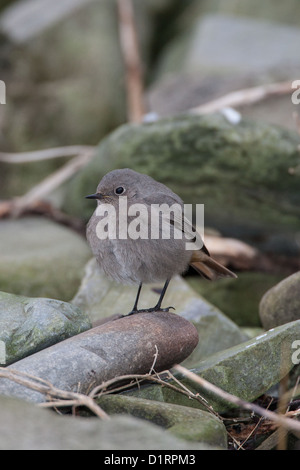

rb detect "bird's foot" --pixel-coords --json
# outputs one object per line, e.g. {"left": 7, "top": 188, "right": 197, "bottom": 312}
{"left": 126, "top": 306, "right": 175, "bottom": 316}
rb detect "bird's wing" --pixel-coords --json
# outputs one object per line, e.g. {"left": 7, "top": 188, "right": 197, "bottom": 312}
{"left": 143, "top": 192, "right": 237, "bottom": 281}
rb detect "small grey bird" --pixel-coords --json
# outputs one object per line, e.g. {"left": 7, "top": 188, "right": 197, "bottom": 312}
{"left": 86, "top": 168, "right": 236, "bottom": 315}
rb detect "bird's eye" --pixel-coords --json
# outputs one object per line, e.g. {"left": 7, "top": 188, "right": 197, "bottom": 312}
{"left": 115, "top": 186, "right": 125, "bottom": 195}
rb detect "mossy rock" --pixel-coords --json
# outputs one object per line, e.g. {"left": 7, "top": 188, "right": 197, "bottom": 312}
{"left": 125, "top": 320, "right": 300, "bottom": 412}
{"left": 97, "top": 395, "right": 227, "bottom": 448}
{"left": 0, "top": 217, "right": 91, "bottom": 300}
{"left": 0, "top": 291, "right": 91, "bottom": 365}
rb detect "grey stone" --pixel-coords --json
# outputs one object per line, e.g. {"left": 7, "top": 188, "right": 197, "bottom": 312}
{"left": 0, "top": 310, "right": 198, "bottom": 403}
{"left": 97, "top": 394, "right": 227, "bottom": 449}
{"left": 0, "top": 217, "right": 91, "bottom": 301}
{"left": 184, "top": 15, "right": 300, "bottom": 75}
{"left": 0, "top": 291, "right": 91, "bottom": 365}
{"left": 0, "top": 0, "right": 97, "bottom": 43}
{"left": 0, "top": 395, "right": 214, "bottom": 450}
{"left": 125, "top": 320, "right": 300, "bottom": 412}
{"left": 259, "top": 271, "right": 300, "bottom": 329}
{"left": 184, "top": 1, "right": 300, "bottom": 29}
{"left": 72, "top": 259, "right": 247, "bottom": 366}
{"left": 0, "top": 0, "right": 124, "bottom": 158}
{"left": 154, "top": 14, "right": 300, "bottom": 79}
{"left": 148, "top": 13, "right": 300, "bottom": 131}
{"left": 0, "top": 0, "right": 175, "bottom": 161}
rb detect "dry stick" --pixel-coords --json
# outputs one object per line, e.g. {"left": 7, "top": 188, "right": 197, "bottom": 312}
{"left": 0, "top": 367, "right": 109, "bottom": 420}
{"left": 236, "top": 398, "right": 274, "bottom": 451}
{"left": 190, "top": 80, "right": 298, "bottom": 115}
{"left": 148, "top": 345, "right": 159, "bottom": 375}
{"left": 9, "top": 148, "right": 95, "bottom": 217}
{"left": 287, "top": 376, "right": 300, "bottom": 413}
{"left": 277, "top": 374, "right": 290, "bottom": 451}
{"left": 117, "top": 0, "right": 145, "bottom": 123}
{"left": 174, "top": 365, "right": 300, "bottom": 435}
{"left": 0, "top": 145, "right": 95, "bottom": 164}
{"left": 88, "top": 371, "right": 218, "bottom": 416}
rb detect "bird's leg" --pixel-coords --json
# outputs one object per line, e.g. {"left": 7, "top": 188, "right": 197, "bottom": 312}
{"left": 126, "top": 279, "right": 175, "bottom": 316}
{"left": 127, "top": 283, "right": 143, "bottom": 315}
{"left": 151, "top": 279, "right": 174, "bottom": 312}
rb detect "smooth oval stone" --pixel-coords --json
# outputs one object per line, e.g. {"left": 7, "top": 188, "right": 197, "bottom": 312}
{"left": 259, "top": 271, "right": 300, "bottom": 329}
{"left": 0, "top": 311, "right": 199, "bottom": 403}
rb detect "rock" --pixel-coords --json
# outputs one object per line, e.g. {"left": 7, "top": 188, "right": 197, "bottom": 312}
{"left": 187, "top": 272, "right": 286, "bottom": 327}
{"left": 156, "top": 14, "right": 300, "bottom": 77}
{"left": 0, "top": 217, "right": 91, "bottom": 300}
{"left": 125, "top": 320, "right": 300, "bottom": 412}
{"left": 63, "top": 113, "right": 300, "bottom": 254}
{"left": 0, "top": 0, "right": 97, "bottom": 43}
{"left": 0, "top": 1, "right": 11, "bottom": 12}
{"left": 0, "top": 311, "right": 198, "bottom": 403}
{"left": 259, "top": 271, "right": 300, "bottom": 329}
{"left": 148, "top": 14, "right": 300, "bottom": 131}
{"left": 72, "top": 258, "right": 247, "bottom": 366}
{"left": 184, "top": 1, "right": 300, "bottom": 28}
{"left": 0, "top": 0, "right": 176, "bottom": 153}
{"left": 0, "top": 291, "right": 91, "bottom": 365}
{"left": 1, "top": 0, "right": 125, "bottom": 153}
{"left": 0, "top": 395, "right": 214, "bottom": 450}
{"left": 0, "top": 0, "right": 181, "bottom": 200}
{"left": 0, "top": 0, "right": 125, "bottom": 198}
{"left": 97, "top": 394, "right": 227, "bottom": 449}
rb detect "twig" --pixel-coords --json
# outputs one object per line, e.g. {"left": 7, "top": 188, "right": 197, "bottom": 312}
{"left": 148, "top": 345, "right": 159, "bottom": 375}
{"left": 277, "top": 374, "right": 289, "bottom": 450}
{"left": 0, "top": 146, "right": 95, "bottom": 163}
{"left": 190, "top": 80, "right": 298, "bottom": 115}
{"left": 88, "top": 371, "right": 216, "bottom": 416}
{"left": 174, "top": 365, "right": 300, "bottom": 435}
{"left": 287, "top": 376, "right": 300, "bottom": 413}
{"left": 0, "top": 367, "right": 109, "bottom": 420}
{"left": 117, "top": 0, "right": 145, "bottom": 123}
{"left": 236, "top": 398, "right": 274, "bottom": 451}
{"left": 4, "top": 148, "right": 95, "bottom": 217}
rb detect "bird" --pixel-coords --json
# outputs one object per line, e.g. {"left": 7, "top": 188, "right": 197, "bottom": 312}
{"left": 86, "top": 168, "right": 237, "bottom": 315}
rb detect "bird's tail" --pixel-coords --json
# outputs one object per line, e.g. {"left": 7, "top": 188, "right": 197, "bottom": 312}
{"left": 189, "top": 250, "right": 237, "bottom": 280}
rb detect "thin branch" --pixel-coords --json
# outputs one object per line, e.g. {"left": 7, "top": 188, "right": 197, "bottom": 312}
{"left": 4, "top": 147, "right": 95, "bottom": 217}
{"left": 236, "top": 398, "right": 274, "bottom": 451}
{"left": 0, "top": 367, "right": 109, "bottom": 420}
{"left": 174, "top": 365, "right": 300, "bottom": 435}
{"left": 148, "top": 345, "right": 159, "bottom": 375}
{"left": 277, "top": 374, "right": 289, "bottom": 450}
{"left": 88, "top": 371, "right": 216, "bottom": 415}
{"left": 190, "top": 80, "right": 298, "bottom": 115}
{"left": 117, "top": 0, "right": 145, "bottom": 123}
{"left": 0, "top": 146, "right": 95, "bottom": 164}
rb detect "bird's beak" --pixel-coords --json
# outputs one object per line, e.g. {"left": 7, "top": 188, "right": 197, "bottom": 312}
{"left": 85, "top": 193, "right": 105, "bottom": 200}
